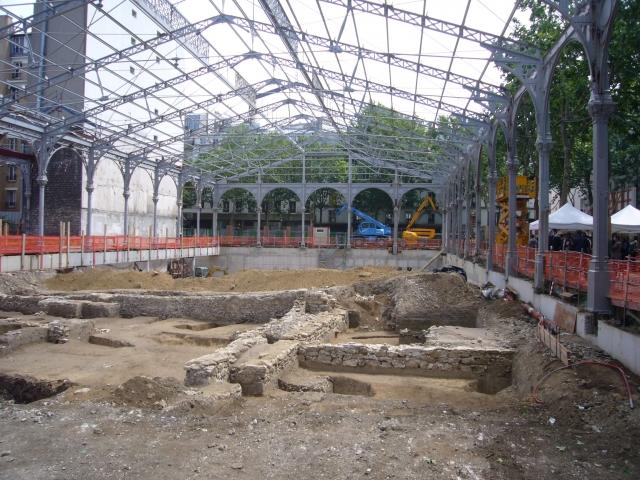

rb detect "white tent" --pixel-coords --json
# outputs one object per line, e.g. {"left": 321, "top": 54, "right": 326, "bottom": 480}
{"left": 529, "top": 202, "right": 593, "bottom": 231}
{"left": 611, "top": 204, "right": 640, "bottom": 233}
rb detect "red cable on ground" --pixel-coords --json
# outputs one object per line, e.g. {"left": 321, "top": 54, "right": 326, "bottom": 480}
{"left": 532, "top": 360, "right": 635, "bottom": 409}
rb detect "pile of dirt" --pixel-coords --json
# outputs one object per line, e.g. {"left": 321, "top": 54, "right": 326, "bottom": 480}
{"left": 384, "top": 273, "right": 480, "bottom": 330}
{"left": 112, "top": 376, "right": 184, "bottom": 409}
{"left": 44, "top": 267, "right": 403, "bottom": 293}
{"left": 0, "top": 272, "right": 51, "bottom": 295}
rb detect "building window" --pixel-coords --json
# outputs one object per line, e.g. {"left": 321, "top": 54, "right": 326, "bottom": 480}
{"left": 11, "top": 61, "right": 22, "bottom": 79}
{"left": 10, "top": 35, "right": 25, "bottom": 56}
{"left": 5, "top": 189, "right": 17, "bottom": 209}
{"left": 7, "top": 165, "right": 17, "bottom": 183}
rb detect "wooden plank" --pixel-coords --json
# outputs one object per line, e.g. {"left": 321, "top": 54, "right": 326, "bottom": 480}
{"left": 554, "top": 302, "right": 577, "bottom": 334}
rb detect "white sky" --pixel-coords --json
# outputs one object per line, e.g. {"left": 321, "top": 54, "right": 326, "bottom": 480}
{"left": 0, "top": 0, "right": 532, "bottom": 163}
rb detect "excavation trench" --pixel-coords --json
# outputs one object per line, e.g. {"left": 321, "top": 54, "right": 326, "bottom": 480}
{"left": 0, "top": 373, "right": 72, "bottom": 403}
{"left": 0, "top": 271, "right": 519, "bottom": 406}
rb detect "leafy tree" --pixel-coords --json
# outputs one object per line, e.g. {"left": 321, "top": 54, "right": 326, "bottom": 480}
{"left": 508, "top": 0, "right": 640, "bottom": 206}
{"left": 306, "top": 188, "right": 344, "bottom": 224}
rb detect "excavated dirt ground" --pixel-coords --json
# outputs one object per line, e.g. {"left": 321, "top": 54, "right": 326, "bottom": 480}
{"left": 0, "top": 270, "right": 639, "bottom": 479}
{"left": 0, "top": 316, "right": 256, "bottom": 396}
{"left": 43, "top": 267, "right": 403, "bottom": 293}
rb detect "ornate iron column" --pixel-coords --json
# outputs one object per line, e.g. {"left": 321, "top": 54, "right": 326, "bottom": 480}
{"left": 487, "top": 139, "right": 497, "bottom": 273}
{"left": 505, "top": 143, "right": 518, "bottom": 278}
{"left": 257, "top": 172, "right": 262, "bottom": 247}
{"left": 392, "top": 167, "right": 399, "bottom": 255}
{"left": 474, "top": 146, "right": 482, "bottom": 259}
{"left": 539, "top": 0, "right": 618, "bottom": 313}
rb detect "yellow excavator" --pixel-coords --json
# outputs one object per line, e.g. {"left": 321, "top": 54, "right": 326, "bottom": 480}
{"left": 402, "top": 194, "right": 438, "bottom": 242}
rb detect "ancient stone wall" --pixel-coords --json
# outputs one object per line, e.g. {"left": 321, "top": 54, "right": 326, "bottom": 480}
{"left": 298, "top": 343, "right": 514, "bottom": 391}
{"left": 184, "top": 297, "right": 348, "bottom": 387}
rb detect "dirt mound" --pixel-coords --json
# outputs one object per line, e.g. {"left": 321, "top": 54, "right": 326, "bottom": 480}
{"left": 112, "top": 376, "right": 184, "bottom": 409}
{"left": 44, "top": 267, "right": 403, "bottom": 293}
{"left": 384, "top": 273, "right": 480, "bottom": 330}
{"left": 0, "top": 272, "right": 51, "bottom": 295}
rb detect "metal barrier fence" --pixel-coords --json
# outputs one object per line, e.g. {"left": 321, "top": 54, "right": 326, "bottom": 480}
{"left": 0, "top": 233, "right": 442, "bottom": 257}
{"left": 0, "top": 234, "right": 218, "bottom": 257}
{"left": 486, "top": 245, "right": 639, "bottom": 311}
{"left": 217, "top": 234, "right": 441, "bottom": 250}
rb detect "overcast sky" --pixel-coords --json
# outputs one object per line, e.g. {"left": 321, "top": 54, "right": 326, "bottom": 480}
{"left": 0, "top": 0, "right": 532, "bottom": 156}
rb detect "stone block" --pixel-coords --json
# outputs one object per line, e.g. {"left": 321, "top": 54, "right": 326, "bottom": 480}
{"left": 0, "top": 295, "right": 43, "bottom": 315}
{"left": 229, "top": 340, "right": 299, "bottom": 396}
{"left": 80, "top": 301, "right": 120, "bottom": 319}
{"left": 38, "top": 298, "right": 82, "bottom": 318}
{"left": 89, "top": 335, "right": 134, "bottom": 348}
{"left": 0, "top": 321, "right": 48, "bottom": 355}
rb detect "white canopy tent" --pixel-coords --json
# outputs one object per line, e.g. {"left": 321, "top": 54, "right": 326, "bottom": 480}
{"left": 611, "top": 204, "right": 640, "bottom": 233}
{"left": 529, "top": 203, "right": 593, "bottom": 231}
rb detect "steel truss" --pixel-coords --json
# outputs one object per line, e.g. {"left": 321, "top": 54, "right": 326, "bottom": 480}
{"left": 0, "top": 0, "right": 623, "bottom": 313}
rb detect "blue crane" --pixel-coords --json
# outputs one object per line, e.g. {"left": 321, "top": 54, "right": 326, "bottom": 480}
{"left": 336, "top": 204, "right": 392, "bottom": 239}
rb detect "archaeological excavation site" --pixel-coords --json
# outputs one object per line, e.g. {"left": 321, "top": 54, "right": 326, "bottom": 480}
{"left": 1, "top": 263, "right": 638, "bottom": 479}
{"left": 3, "top": 0, "right": 640, "bottom": 478}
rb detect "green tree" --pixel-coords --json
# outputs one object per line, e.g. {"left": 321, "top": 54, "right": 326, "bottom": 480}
{"left": 508, "top": 0, "right": 640, "bottom": 206}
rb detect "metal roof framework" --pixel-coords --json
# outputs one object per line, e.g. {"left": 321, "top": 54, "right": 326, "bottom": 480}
{"left": 0, "top": 0, "right": 528, "bottom": 184}
{"left": 0, "top": 0, "right": 624, "bottom": 314}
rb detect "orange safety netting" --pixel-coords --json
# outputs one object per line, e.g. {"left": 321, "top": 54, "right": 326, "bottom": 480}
{"left": 0, "top": 235, "right": 217, "bottom": 256}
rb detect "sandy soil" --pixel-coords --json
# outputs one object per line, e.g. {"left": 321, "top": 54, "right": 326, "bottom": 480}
{"left": 0, "top": 317, "right": 256, "bottom": 388}
{"left": 331, "top": 330, "right": 400, "bottom": 345}
{"left": 44, "top": 267, "right": 404, "bottom": 293}
{"left": 1, "top": 274, "right": 639, "bottom": 479}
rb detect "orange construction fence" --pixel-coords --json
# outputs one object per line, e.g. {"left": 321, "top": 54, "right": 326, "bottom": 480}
{"left": 0, "top": 234, "right": 217, "bottom": 256}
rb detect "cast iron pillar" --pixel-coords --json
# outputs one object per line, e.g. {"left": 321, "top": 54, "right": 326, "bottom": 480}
{"left": 300, "top": 154, "right": 306, "bottom": 248}
{"left": 534, "top": 136, "right": 553, "bottom": 290}
{"left": 84, "top": 148, "right": 100, "bottom": 238}
{"left": 346, "top": 156, "right": 352, "bottom": 248}
{"left": 542, "top": 0, "right": 618, "bottom": 314}
{"left": 487, "top": 169, "right": 497, "bottom": 273}
{"left": 256, "top": 172, "right": 262, "bottom": 247}
{"left": 505, "top": 149, "right": 518, "bottom": 278}
{"left": 456, "top": 176, "right": 464, "bottom": 257}
{"left": 36, "top": 174, "right": 47, "bottom": 236}
{"left": 464, "top": 162, "right": 473, "bottom": 259}
{"left": 195, "top": 183, "right": 203, "bottom": 240}
{"left": 474, "top": 149, "right": 482, "bottom": 259}
{"left": 587, "top": 93, "right": 616, "bottom": 313}
{"left": 392, "top": 167, "right": 399, "bottom": 255}
{"left": 212, "top": 207, "right": 218, "bottom": 239}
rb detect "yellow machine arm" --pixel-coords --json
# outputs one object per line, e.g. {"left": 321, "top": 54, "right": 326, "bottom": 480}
{"left": 405, "top": 195, "right": 438, "bottom": 231}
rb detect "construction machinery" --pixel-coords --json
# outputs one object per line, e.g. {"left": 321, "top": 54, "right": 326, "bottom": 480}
{"left": 336, "top": 204, "right": 391, "bottom": 239}
{"left": 496, "top": 175, "right": 537, "bottom": 246}
{"left": 402, "top": 194, "right": 439, "bottom": 242}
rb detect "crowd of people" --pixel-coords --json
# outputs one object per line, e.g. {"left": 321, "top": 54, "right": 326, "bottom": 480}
{"left": 527, "top": 229, "right": 639, "bottom": 260}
